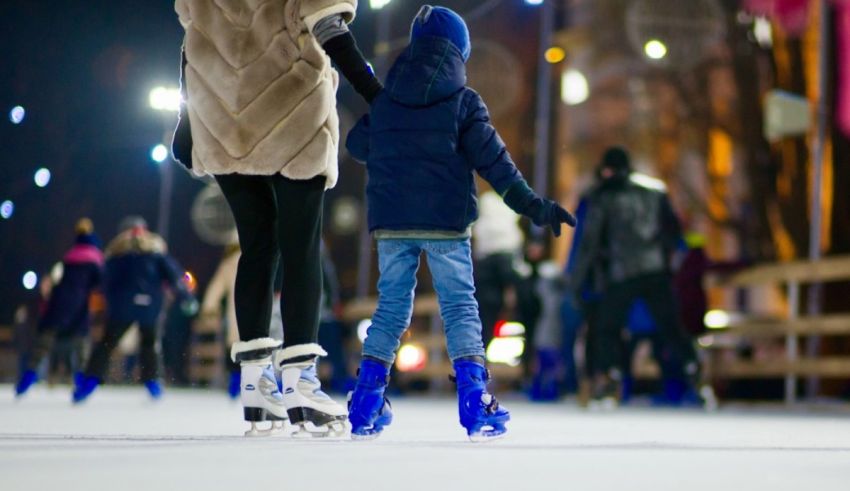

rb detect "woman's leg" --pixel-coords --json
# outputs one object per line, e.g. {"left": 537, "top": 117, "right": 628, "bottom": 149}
{"left": 216, "top": 174, "right": 279, "bottom": 342}
{"left": 85, "top": 320, "right": 132, "bottom": 379}
{"left": 138, "top": 324, "right": 161, "bottom": 382}
{"left": 271, "top": 175, "right": 325, "bottom": 348}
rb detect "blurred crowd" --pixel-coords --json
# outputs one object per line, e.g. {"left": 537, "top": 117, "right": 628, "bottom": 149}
{"left": 12, "top": 145, "right": 726, "bottom": 409}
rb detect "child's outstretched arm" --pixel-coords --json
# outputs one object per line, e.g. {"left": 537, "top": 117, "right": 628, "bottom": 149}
{"left": 459, "top": 91, "right": 576, "bottom": 236}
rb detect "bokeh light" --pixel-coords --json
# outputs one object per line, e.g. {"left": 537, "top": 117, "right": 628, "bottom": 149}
{"left": 561, "top": 69, "right": 590, "bottom": 106}
{"left": 369, "top": 0, "right": 392, "bottom": 9}
{"left": 148, "top": 87, "right": 181, "bottom": 112}
{"left": 644, "top": 39, "right": 668, "bottom": 60}
{"left": 9, "top": 106, "right": 25, "bottom": 124}
{"left": 0, "top": 200, "right": 14, "bottom": 219}
{"left": 34, "top": 168, "right": 51, "bottom": 188}
{"left": 544, "top": 46, "right": 566, "bottom": 64}
{"left": 396, "top": 344, "right": 427, "bottom": 372}
{"left": 22, "top": 271, "right": 38, "bottom": 290}
{"left": 151, "top": 144, "right": 169, "bottom": 163}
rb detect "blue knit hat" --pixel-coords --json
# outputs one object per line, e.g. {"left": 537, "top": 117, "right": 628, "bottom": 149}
{"left": 410, "top": 5, "right": 471, "bottom": 62}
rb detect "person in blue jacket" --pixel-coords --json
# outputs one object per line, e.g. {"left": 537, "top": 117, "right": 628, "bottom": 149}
{"left": 344, "top": 5, "right": 576, "bottom": 441}
{"left": 15, "top": 218, "right": 104, "bottom": 397}
{"left": 72, "top": 216, "right": 195, "bottom": 403}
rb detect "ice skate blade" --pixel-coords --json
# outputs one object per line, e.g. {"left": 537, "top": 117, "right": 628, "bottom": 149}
{"left": 350, "top": 427, "right": 384, "bottom": 441}
{"left": 468, "top": 431, "right": 507, "bottom": 443}
{"left": 244, "top": 421, "right": 286, "bottom": 438}
{"left": 291, "top": 421, "right": 348, "bottom": 439}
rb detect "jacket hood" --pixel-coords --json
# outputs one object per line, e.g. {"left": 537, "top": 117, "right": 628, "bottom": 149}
{"left": 385, "top": 35, "right": 466, "bottom": 107}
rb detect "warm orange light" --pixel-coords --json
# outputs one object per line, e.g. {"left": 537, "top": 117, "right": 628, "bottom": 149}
{"left": 183, "top": 271, "right": 197, "bottom": 293}
{"left": 544, "top": 46, "right": 566, "bottom": 64}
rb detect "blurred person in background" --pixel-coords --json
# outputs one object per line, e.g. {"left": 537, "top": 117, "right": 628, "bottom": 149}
{"left": 72, "top": 216, "right": 195, "bottom": 403}
{"left": 518, "top": 238, "right": 569, "bottom": 401}
{"left": 197, "top": 239, "right": 242, "bottom": 398}
{"left": 570, "top": 147, "right": 699, "bottom": 407}
{"left": 473, "top": 190, "right": 525, "bottom": 345}
{"left": 15, "top": 218, "right": 104, "bottom": 397}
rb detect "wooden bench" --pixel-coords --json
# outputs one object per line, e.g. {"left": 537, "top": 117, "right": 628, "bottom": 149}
{"left": 707, "top": 254, "right": 850, "bottom": 403}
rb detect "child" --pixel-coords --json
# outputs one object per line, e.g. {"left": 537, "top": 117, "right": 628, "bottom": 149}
{"left": 15, "top": 218, "right": 103, "bottom": 397}
{"left": 345, "top": 5, "right": 576, "bottom": 441}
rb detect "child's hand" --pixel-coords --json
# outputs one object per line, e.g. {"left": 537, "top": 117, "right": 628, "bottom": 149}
{"left": 536, "top": 200, "right": 576, "bottom": 237}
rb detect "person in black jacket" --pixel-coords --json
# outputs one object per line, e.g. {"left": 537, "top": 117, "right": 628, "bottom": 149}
{"left": 344, "top": 5, "right": 576, "bottom": 441}
{"left": 571, "top": 147, "right": 699, "bottom": 405}
{"left": 72, "top": 217, "right": 195, "bottom": 403}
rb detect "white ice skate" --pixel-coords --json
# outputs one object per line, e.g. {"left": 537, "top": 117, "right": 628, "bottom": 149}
{"left": 231, "top": 338, "right": 288, "bottom": 437}
{"left": 275, "top": 344, "right": 348, "bottom": 438}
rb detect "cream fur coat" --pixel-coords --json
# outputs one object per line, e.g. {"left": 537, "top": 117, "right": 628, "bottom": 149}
{"left": 175, "top": 0, "right": 357, "bottom": 188}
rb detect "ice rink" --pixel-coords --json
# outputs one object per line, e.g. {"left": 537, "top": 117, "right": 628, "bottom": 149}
{"left": 2, "top": 385, "right": 849, "bottom": 491}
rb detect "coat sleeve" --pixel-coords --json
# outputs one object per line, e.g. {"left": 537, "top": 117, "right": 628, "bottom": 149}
{"left": 458, "top": 90, "right": 523, "bottom": 195}
{"left": 300, "top": 0, "right": 357, "bottom": 32}
{"left": 346, "top": 114, "right": 370, "bottom": 164}
{"left": 570, "top": 197, "right": 605, "bottom": 296}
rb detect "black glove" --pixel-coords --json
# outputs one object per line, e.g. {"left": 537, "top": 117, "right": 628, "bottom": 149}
{"left": 503, "top": 181, "right": 577, "bottom": 237}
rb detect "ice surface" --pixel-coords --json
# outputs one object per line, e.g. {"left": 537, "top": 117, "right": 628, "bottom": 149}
{"left": 2, "top": 385, "right": 849, "bottom": 491}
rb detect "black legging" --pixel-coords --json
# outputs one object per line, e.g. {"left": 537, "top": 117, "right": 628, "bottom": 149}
{"left": 215, "top": 174, "right": 324, "bottom": 347}
{"left": 86, "top": 320, "right": 160, "bottom": 381}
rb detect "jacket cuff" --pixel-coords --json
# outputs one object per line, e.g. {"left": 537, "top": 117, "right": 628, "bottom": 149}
{"left": 303, "top": 2, "right": 357, "bottom": 33}
{"left": 502, "top": 180, "right": 536, "bottom": 214}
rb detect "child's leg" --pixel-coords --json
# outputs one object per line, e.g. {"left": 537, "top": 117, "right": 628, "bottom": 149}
{"left": 423, "top": 239, "right": 485, "bottom": 362}
{"left": 425, "top": 239, "right": 508, "bottom": 441}
{"left": 361, "top": 240, "right": 421, "bottom": 365}
{"left": 349, "top": 240, "right": 418, "bottom": 439}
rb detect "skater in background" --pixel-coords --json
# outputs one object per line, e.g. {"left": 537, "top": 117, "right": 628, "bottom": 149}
{"left": 197, "top": 239, "right": 242, "bottom": 399}
{"left": 570, "top": 147, "right": 699, "bottom": 405}
{"left": 173, "top": 0, "right": 382, "bottom": 436}
{"left": 345, "top": 5, "right": 576, "bottom": 441}
{"left": 473, "top": 190, "right": 524, "bottom": 345}
{"left": 72, "top": 216, "right": 195, "bottom": 403}
{"left": 15, "top": 218, "right": 103, "bottom": 397}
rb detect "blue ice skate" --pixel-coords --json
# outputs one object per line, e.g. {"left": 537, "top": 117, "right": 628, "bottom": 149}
{"left": 453, "top": 360, "right": 510, "bottom": 442}
{"left": 15, "top": 369, "right": 39, "bottom": 397}
{"left": 348, "top": 359, "right": 393, "bottom": 440}
{"left": 72, "top": 375, "right": 100, "bottom": 404}
{"left": 228, "top": 370, "right": 241, "bottom": 400}
{"left": 144, "top": 379, "right": 163, "bottom": 400}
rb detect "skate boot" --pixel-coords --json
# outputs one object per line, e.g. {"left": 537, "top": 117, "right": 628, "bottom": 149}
{"left": 72, "top": 375, "right": 101, "bottom": 404}
{"left": 275, "top": 344, "right": 347, "bottom": 438}
{"left": 15, "top": 369, "right": 39, "bottom": 397}
{"left": 144, "top": 379, "right": 163, "bottom": 400}
{"left": 348, "top": 358, "right": 393, "bottom": 440}
{"left": 231, "top": 338, "right": 288, "bottom": 437}
{"left": 452, "top": 358, "right": 510, "bottom": 442}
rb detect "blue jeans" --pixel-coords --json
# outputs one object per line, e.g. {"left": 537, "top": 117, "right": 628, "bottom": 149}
{"left": 363, "top": 238, "right": 486, "bottom": 364}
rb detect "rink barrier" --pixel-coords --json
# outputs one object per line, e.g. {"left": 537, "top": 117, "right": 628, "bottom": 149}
{"left": 708, "top": 254, "right": 850, "bottom": 404}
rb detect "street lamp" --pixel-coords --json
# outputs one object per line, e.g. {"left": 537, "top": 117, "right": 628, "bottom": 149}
{"left": 149, "top": 86, "right": 181, "bottom": 243}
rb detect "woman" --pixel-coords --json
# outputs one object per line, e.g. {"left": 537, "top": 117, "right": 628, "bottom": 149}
{"left": 173, "top": 0, "right": 381, "bottom": 437}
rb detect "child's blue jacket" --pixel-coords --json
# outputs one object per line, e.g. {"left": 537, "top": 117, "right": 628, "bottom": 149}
{"left": 346, "top": 35, "right": 525, "bottom": 233}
